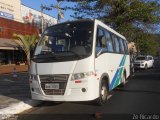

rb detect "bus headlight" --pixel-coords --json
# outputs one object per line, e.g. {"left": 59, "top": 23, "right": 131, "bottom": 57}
{"left": 71, "top": 72, "right": 94, "bottom": 80}
{"left": 29, "top": 74, "right": 37, "bottom": 81}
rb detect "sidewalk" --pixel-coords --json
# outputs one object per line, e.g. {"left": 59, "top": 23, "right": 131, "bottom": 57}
{"left": 0, "top": 72, "right": 42, "bottom": 119}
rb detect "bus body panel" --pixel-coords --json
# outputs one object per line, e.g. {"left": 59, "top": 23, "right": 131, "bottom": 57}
{"left": 30, "top": 56, "right": 100, "bottom": 101}
{"left": 31, "top": 76, "right": 99, "bottom": 101}
{"left": 125, "top": 55, "right": 130, "bottom": 78}
{"left": 95, "top": 54, "right": 130, "bottom": 91}
{"left": 94, "top": 19, "right": 130, "bottom": 91}
{"left": 36, "top": 61, "right": 77, "bottom": 75}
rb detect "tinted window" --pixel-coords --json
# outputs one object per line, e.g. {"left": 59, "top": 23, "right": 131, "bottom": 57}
{"left": 104, "top": 31, "right": 114, "bottom": 52}
{"left": 113, "top": 35, "right": 120, "bottom": 53}
{"left": 34, "top": 21, "right": 94, "bottom": 62}
{"left": 98, "top": 29, "right": 104, "bottom": 37}
{"left": 122, "top": 39, "right": 128, "bottom": 54}
{"left": 148, "top": 57, "right": 152, "bottom": 60}
{"left": 136, "top": 57, "right": 146, "bottom": 60}
{"left": 119, "top": 38, "right": 125, "bottom": 53}
{"left": 96, "top": 28, "right": 107, "bottom": 53}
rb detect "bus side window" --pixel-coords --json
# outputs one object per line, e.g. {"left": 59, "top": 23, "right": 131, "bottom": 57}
{"left": 96, "top": 28, "right": 107, "bottom": 53}
{"left": 104, "top": 30, "right": 114, "bottom": 52}
{"left": 112, "top": 35, "right": 120, "bottom": 53}
{"left": 119, "top": 38, "right": 125, "bottom": 54}
{"left": 122, "top": 39, "right": 128, "bottom": 54}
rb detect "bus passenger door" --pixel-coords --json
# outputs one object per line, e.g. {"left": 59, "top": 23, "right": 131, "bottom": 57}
{"left": 95, "top": 27, "right": 115, "bottom": 89}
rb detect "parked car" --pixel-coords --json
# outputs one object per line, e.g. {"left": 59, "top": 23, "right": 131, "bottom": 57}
{"left": 134, "top": 55, "right": 154, "bottom": 69}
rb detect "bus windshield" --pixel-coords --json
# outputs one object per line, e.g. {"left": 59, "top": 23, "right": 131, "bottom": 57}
{"left": 33, "top": 21, "right": 94, "bottom": 62}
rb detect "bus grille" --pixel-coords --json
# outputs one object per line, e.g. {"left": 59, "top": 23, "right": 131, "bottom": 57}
{"left": 39, "top": 74, "right": 69, "bottom": 95}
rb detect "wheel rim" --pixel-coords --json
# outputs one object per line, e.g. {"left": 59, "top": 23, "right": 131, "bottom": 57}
{"left": 101, "top": 85, "right": 107, "bottom": 101}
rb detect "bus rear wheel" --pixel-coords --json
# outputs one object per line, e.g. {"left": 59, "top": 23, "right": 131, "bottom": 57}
{"left": 121, "top": 73, "right": 126, "bottom": 87}
{"left": 96, "top": 79, "right": 109, "bottom": 106}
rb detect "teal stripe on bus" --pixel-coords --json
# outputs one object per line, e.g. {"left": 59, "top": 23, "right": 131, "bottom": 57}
{"left": 109, "top": 55, "right": 126, "bottom": 90}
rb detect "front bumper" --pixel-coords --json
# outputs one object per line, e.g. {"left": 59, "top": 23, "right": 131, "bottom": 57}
{"left": 31, "top": 89, "right": 96, "bottom": 101}
{"left": 29, "top": 76, "right": 99, "bottom": 102}
{"left": 134, "top": 63, "right": 145, "bottom": 68}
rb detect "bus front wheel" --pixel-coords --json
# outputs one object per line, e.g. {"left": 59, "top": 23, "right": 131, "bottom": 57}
{"left": 96, "top": 79, "right": 109, "bottom": 106}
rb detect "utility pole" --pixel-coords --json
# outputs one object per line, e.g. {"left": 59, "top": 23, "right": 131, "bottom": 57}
{"left": 41, "top": 4, "right": 44, "bottom": 33}
{"left": 41, "top": 0, "right": 64, "bottom": 26}
{"left": 57, "top": 1, "right": 61, "bottom": 23}
{"left": 51, "top": 0, "right": 64, "bottom": 23}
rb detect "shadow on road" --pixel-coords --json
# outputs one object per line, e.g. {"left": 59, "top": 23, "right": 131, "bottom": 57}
{"left": 115, "top": 67, "right": 160, "bottom": 96}
{"left": 115, "top": 88, "right": 160, "bottom": 95}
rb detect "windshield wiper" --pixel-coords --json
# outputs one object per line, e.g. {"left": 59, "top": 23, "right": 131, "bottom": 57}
{"left": 32, "top": 52, "right": 55, "bottom": 59}
{"left": 32, "top": 51, "right": 83, "bottom": 61}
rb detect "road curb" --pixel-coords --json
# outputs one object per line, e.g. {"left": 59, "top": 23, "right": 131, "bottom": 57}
{"left": 0, "top": 99, "right": 42, "bottom": 119}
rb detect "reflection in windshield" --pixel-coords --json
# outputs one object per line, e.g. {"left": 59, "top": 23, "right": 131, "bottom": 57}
{"left": 136, "top": 57, "right": 146, "bottom": 60}
{"left": 33, "top": 20, "right": 94, "bottom": 62}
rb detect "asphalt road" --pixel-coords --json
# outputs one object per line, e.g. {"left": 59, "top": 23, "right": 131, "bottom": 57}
{"left": 17, "top": 68, "right": 160, "bottom": 120}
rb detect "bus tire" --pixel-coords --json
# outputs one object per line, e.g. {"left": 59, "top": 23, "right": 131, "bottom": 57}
{"left": 121, "top": 73, "right": 126, "bottom": 87}
{"left": 96, "top": 79, "right": 109, "bottom": 106}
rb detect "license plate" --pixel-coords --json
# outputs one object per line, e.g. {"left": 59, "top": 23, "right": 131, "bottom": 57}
{"left": 45, "top": 83, "right": 59, "bottom": 89}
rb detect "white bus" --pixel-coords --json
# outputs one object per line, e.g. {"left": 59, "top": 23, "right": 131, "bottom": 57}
{"left": 29, "top": 19, "right": 130, "bottom": 105}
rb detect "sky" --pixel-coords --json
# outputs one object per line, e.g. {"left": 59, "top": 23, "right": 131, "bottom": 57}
{"left": 21, "top": 0, "right": 75, "bottom": 22}
{"left": 21, "top": 0, "right": 160, "bottom": 33}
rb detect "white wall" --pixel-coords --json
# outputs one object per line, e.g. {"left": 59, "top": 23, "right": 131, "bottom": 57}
{"left": 0, "top": 0, "right": 22, "bottom": 22}
{"left": 21, "top": 5, "right": 57, "bottom": 29}
{"left": 0, "top": 0, "right": 57, "bottom": 30}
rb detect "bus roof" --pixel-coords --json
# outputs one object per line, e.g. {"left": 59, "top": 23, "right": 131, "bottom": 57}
{"left": 48, "top": 19, "right": 93, "bottom": 28}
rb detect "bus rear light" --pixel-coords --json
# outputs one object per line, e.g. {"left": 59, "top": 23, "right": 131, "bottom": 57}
{"left": 29, "top": 80, "right": 32, "bottom": 84}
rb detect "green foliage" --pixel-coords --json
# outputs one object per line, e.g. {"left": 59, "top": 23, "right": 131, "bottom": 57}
{"left": 136, "top": 33, "right": 159, "bottom": 56}
{"left": 64, "top": 0, "right": 160, "bottom": 56}
{"left": 13, "top": 34, "right": 38, "bottom": 64}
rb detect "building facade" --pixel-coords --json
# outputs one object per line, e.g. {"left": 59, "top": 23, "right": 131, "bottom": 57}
{"left": 0, "top": 0, "right": 22, "bottom": 22}
{"left": 21, "top": 5, "right": 57, "bottom": 33}
{"left": 0, "top": 17, "right": 39, "bottom": 65}
{"left": 0, "top": 0, "right": 57, "bottom": 66}
{"left": 0, "top": 0, "right": 57, "bottom": 32}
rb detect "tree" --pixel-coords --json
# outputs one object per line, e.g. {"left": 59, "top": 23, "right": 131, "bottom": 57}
{"left": 63, "top": 0, "right": 160, "bottom": 56}
{"left": 13, "top": 34, "right": 38, "bottom": 65}
{"left": 135, "top": 32, "right": 159, "bottom": 56}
